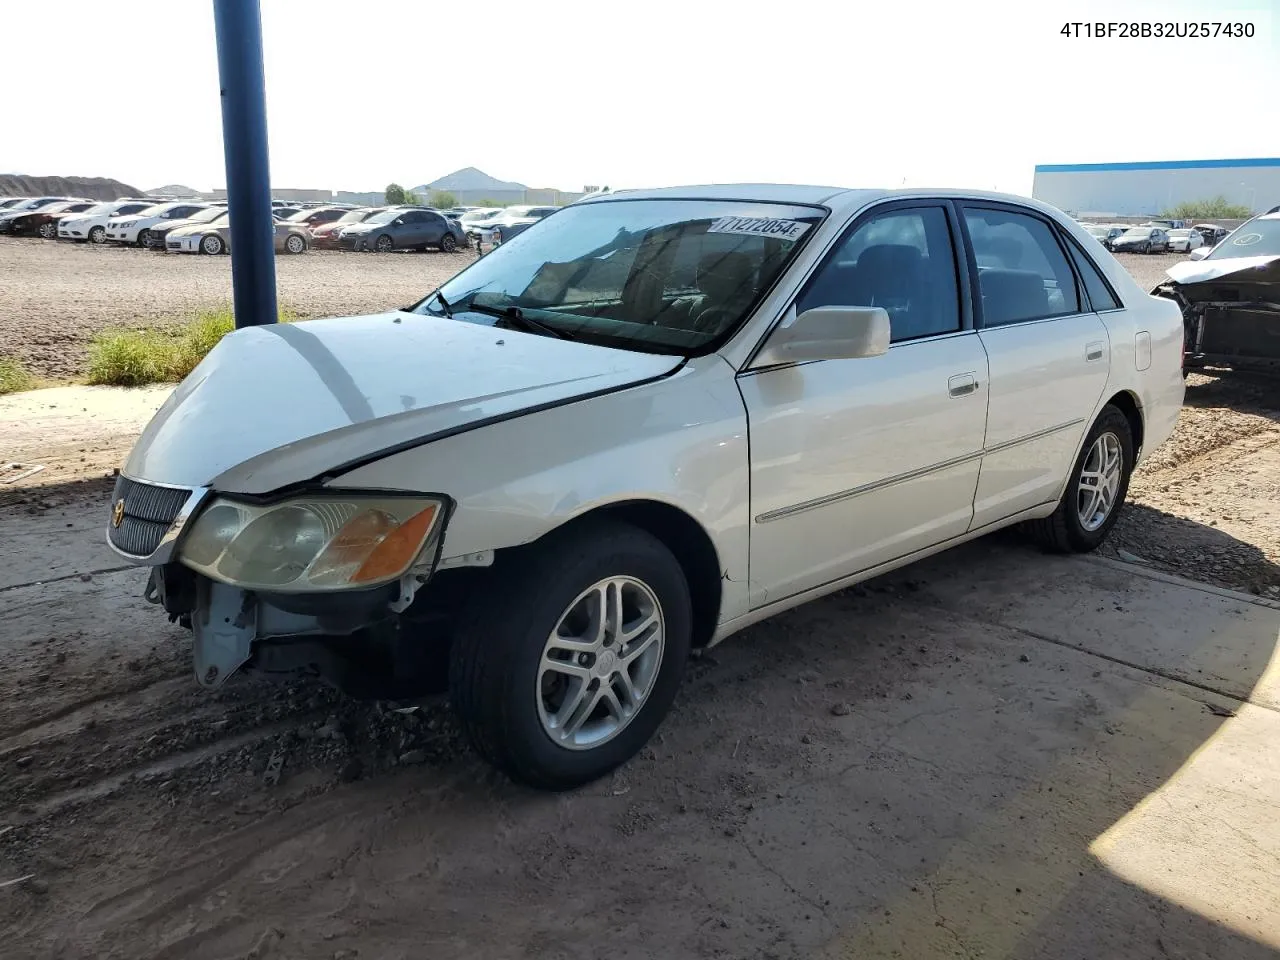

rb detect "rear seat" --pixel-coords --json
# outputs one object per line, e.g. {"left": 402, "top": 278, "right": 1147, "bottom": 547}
{"left": 976, "top": 268, "right": 1048, "bottom": 326}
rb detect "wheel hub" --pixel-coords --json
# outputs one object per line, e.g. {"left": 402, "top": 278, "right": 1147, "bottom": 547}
{"left": 536, "top": 575, "right": 665, "bottom": 750}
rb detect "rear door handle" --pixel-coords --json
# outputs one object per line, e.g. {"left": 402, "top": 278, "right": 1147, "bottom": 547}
{"left": 1086, "top": 340, "right": 1105, "bottom": 362}
{"left": 948, "top": 373, "right": 979, "bottom": 398}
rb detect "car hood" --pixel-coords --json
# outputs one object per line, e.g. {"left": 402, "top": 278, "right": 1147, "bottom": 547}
{"left": 166, "top": 222, "right": 218, "bottom": 238}
{"left": 1112, "top": 235, "right": 1146, "bottom": 243}
{"left": 1165, "top": 253, "right": 1280, "bottom": 285}
{"left": 124, "top": 311, "right": 683, "bottom": 494}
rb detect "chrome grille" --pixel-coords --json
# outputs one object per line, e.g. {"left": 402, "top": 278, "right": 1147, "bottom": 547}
{"left": 107, "top": 476, "right": 191, "bottom": 557}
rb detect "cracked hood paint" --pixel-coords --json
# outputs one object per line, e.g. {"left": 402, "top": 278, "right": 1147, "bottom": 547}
{"left": 123, "top": 311, "right": 682, "bottom": 494}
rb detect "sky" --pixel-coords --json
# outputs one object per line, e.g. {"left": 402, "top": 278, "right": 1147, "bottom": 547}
{"left": 2, "top": 0, "right": 1276, "bottom": 197}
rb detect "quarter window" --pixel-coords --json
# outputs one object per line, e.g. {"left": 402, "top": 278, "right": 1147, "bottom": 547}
{"left": 964, "top": 207, "right": 1081, "bottom": 326}
{"left": 797, "top": 206, "right": 961, "bottom": 343}
{"left": 1063, "top": 236, "right": 1121, "bottom": 311}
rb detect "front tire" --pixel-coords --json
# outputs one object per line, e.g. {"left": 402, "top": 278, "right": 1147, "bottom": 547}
{"left": 450, "top": 520, "right": 692, "bottom": 790}
{"left": 1026, "top": 404, "right": 1134, "bottom": 553}
{"left": 38, "top": 222, "right": 57, "bottom": 239}
{"left": 374, "top": 233, "right": 393, "bottom": 252}
{"left": 200, "top": 233, "right": 224, "bottom": 255}
{"left": 89, "top": 225, "right": 106, "bottom": 244}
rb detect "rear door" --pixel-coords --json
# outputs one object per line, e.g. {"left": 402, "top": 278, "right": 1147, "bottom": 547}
{"left": 960, "top": 203, "right": 1111, "bottom": 527}
{"left": 740, "top": 201, "right": 990, "bottom": 605}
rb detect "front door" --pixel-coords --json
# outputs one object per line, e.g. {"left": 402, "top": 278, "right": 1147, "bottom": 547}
{"left": 959, "top": 203, "right": 1112, "bottom": 527}
{"left": 740, "top": 202, "right": 990, "bottom": 607}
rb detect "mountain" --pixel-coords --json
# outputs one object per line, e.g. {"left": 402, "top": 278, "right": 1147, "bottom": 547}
{"left": 412, "top": 167, "right": 528, "bottom": 195}
{"left": 147, "top": 184, "right": 204, "bottom": 197}
{"left": 0, "top": 174, "right": 144, "bottom": 200}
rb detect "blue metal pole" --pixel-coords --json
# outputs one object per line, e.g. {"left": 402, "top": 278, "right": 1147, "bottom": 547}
{"left": 212, "top": 0, "right": 277, "bottom": 327}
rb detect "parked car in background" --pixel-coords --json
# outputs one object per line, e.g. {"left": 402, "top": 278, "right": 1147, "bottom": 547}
{"left": 1111, "top": 226, "right": 1168, "bottom": 254}
{"left": 105, "top": 184, "right": 1184, "bottom": 789}
{"left": 145, "top": 206, "right": 230, "bottom": 249}
{"left": 1, "top": 196, "right": 86, "bottom": 218}
{"left": 473, "top": 205, "right": 560, "bottom": 246}
{"left": 0, "top": 200, "right": 96, "bottom": 236}
{"left": 106, "top": 201, "right": 211, "bottom": 246}
{"left": 58, "top": 199, "right": 156, "bottom": 242}
{"left": 1081, "top": 223, "right": 1127, "bottom": 250}
{"left": 1192, "top": 223, "right": 1229, "bottom": 247}
{"left": 458, "top": 207, "right": 506, "bottom": 243}
{"left": 1157, "top": 211, "right": 1280, "bottom": 373}
{"left": 1144, "top": 219, "right": 1185, "bottom": 230}
{"left": 0, "top": 197, "right": 31, "bottom": 210}
{"left": 1164, "top": 228, "right": 1204, "bottom": 253}
{"left": 166, "top": 215, "right": 310, "bottom": 255}
{"left": 310, "top": 207, "right": 386, "bottom": 249}
{"left": 284, "top": 206, "right": 350, "bottom": 230}
{"left": 337, "top": 206, "right": 466, "bottom": 252}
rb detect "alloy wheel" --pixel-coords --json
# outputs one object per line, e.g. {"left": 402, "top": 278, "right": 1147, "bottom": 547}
{"left": 536, "top": 576, "right": 665, "bottom": 750}
{"left": 1077, "top": 432, "right": 1123, "bottom": 532}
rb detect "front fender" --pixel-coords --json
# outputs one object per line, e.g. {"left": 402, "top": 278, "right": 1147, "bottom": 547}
{"left": 328, "top": 355, "right": 753, "bottom": 625}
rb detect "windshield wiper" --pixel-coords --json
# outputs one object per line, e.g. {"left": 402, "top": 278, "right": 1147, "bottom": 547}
{"left": 430, "top": 289, "right": 453, "bottom": 318}
{"left": 462, "top": 300, "right": 568, "bottom": 339}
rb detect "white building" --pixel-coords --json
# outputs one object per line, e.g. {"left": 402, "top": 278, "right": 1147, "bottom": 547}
{"left": 1032, "top": 158, "right": 1280, "bottom": 217}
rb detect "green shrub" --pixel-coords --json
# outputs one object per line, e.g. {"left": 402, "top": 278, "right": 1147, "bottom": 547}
{"left": 86, "top": 330, "right": 173, "bottom": 386}
{"left": 86, "top": 307, "right": 297, "bottom": 386}
{"left": 1162, "top": 196, "right": 1253, "bottom": 220}
{"left": 429, "top": 190, "right": 457, "bottom": 209}
{"left": 0, "top": 356, "right": 36, "bottom": 395}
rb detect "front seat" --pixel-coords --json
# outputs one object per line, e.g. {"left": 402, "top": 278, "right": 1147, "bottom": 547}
{"left": 686, "top": 251, "right": 759, "bottom": 332}
{"left": 854, "top": 243, "right": 934, "bottom": 339}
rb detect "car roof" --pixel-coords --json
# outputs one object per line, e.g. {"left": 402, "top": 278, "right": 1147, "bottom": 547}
{"left": 573, "top": 184, "right": 1076, "bottom": 219}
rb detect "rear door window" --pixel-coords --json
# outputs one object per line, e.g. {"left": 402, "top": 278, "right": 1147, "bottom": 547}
{"left": 963, "top": 207, "right": 1081, "bottom": 326}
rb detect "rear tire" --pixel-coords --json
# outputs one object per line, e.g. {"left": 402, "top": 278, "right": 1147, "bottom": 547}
{"left": 38, "top": 221, "right": 57, "bottom": 239}
{"left": 1026, "top": 405, "right": 1134, "bottom": 553}
{"left": 450, "top": 520, "right": 692, "bottom": 790}
{"left": 284, "top": 233, "right": 306, "bottom": 254}
{"left": 440, "top": 233, "right": 458, "bottom": 253}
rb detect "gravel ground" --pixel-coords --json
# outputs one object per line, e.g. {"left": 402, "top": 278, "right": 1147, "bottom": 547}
{"left": 0, "top": 236, "right": 476, "bottom": 380}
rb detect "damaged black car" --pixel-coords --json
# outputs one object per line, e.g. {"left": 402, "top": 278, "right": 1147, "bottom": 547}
{"left": 1155, "top": 211, "right": 1280, "bottom": 374}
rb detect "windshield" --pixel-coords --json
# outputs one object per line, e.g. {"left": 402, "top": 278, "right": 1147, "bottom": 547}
{"left": 41, "top": 201, "right": 75, "bottom": 213}
{"left": 334, "top": 208, "right": 372, "bottom": 223}
{"left": 134, "top": 204, "right": 166, "bottom": 217}
{"left": 189, "top": 207, "right": 227, "bottom": 223}
{"left": 1121, "top": 228, "right": 1151, "bottom": 238}
{"left": 287, "top": 208, "right": 320, "bottom": 221}
{"left": 83, "top": 202, "right": 118, "bottom": 215}
{"left": 418, "top": 199, "right": 824, "bottom": 355}
{"left": 364, "top": 209, "right": 401, "bottom": 225}
{"left": 462, "top": 208, "right": 503, "bottom": 223}
{"left": 1168, "top": 229, "right": 1191, "bottom": 238}
{"left": 1084, "top": 226, "right": 1108, "bottom": 237}
{"left": 1206, "top": 218, "right": 1280, "bottom": 260}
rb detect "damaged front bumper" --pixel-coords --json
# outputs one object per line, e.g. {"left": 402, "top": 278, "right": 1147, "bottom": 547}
{"left": 1156, "top": 255, "right": 1280, "bottom": 370}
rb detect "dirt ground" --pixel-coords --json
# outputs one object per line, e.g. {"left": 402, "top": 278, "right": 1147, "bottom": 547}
{"left": 2, "top": 243, "right": 1279, "bottom": 959}
{"left": 0, "top": 237, "right": 476, "bottom": 380}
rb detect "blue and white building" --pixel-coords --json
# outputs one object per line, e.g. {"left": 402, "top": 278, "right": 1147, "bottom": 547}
{"left": 1032, "top": 158, "right": 1280, "bottom": 218}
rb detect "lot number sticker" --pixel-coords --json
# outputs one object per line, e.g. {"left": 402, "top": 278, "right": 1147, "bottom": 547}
{"left": 708, "top": 216, "right": 810, "bottom": 242}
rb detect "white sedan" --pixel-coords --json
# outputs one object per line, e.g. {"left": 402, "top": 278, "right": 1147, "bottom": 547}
{"left": 57, "top": 199, "right": 156, "bottom": 243}
{"left": 104, "top": 200, "right": 211, "bottom": 246}
{"left": 106, "top": 185, "right": 1184, "bottom": 789}
{"left": 1165, "top": 228, "right": 1204, "bottom": 253}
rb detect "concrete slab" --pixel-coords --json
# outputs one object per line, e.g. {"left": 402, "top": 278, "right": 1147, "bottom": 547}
{"left": 0, "top": 384, "right": 171, "bottom": 461}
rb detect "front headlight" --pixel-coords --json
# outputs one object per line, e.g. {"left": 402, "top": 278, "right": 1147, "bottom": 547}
{"left": 179, "top": 493, "right": 446, "bottom": 592}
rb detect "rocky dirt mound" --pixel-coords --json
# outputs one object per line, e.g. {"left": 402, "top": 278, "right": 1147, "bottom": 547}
{"left": 0, "top": 174, "right": 143, "bottom": 200}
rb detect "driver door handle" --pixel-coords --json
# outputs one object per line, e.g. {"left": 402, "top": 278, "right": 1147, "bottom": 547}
{"left": 948, "top": 373, "right": 979, "bottom": 398}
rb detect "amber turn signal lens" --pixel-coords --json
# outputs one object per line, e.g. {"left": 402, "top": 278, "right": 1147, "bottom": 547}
{"left": 351, "top": 504, "right": 440, "bottom": 583}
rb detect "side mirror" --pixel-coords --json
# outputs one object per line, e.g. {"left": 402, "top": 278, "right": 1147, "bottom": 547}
{"left": 1188, "top": 247, "right": 1211, "bottom": 261}
{"left": 754, "top": 305, "right": 890, "bottom": 367}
